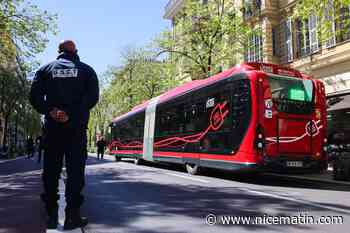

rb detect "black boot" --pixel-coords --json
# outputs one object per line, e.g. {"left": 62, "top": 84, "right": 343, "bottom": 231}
{"left": 46, "top": 206, "right": 58, "bottom": 229}
{"left": 64, "top": 208, "right": 88, "bottom": 230}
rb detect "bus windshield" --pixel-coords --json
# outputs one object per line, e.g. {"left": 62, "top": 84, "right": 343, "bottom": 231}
{"left": 268, "top": 75, "right": 314, "bottom": 114}
{"left": 269, "top": 75, "right": 313, "bottom": 102}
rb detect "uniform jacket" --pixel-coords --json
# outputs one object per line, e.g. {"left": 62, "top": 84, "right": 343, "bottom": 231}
{"left": 29, "top": 53, "right": 99, "bottom": 129}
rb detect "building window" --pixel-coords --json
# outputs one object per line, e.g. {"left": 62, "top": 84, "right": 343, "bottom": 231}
{"left": 272, "top": 28, "right": 277, "bottom": 56}
{"left": 296, "top": 19, "right": 310, "bottom": 58}
{"left": 243, "top": 0, "right": 261, "bottom": 19}
{"left": 245, "top": 33, "right": 263, "bottom": 62}
{"left": 336, "top": 5, "right": 350, "bottom": 43}
{"left": 277, "top": 18, "right": 293, "bottom": 63}
{"left": 325, "top": 0, "right": 336, "bottom": 48}
{"left": 308, "top": 14, "right": 319, "bottom": 53}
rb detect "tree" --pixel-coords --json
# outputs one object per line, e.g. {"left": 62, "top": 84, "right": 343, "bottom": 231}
{"left": 156, "top": 0, "right": 256, "bottom": 80}
{"left": 87, "top": 46, "right": 179, "bottom": 147}
{"left": 0, "top": 0, "right": 57, "bottom": 147}
{"left": 0, "top": 0, "right": 57, "bottom": 60}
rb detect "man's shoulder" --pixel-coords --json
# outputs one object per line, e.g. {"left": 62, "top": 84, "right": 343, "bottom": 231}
{"left": 38, "top": 60, "right": 60, "bottom": 72}
{"left": 78, "top": 61, "right": 96, "bottom": 74}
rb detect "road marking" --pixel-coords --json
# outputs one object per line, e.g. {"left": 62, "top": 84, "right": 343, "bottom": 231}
{"left": 0, "top": 157, "right": 24, "bottom": 164}
{"left": 165, "top": 172, "right": 210, "bottom": 183}
{"left": 240, "top": 187, "right": 350, "bottom": 215}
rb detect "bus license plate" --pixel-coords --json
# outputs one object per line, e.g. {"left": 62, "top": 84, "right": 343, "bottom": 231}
{"left": 286, "top": 161, "right": 303, "bottom": 167}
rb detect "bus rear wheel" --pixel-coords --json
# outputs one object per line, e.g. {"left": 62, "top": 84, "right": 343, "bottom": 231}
{"left": 134, "top": 158, "right": 144, "bottom": 165}
{"left": 185, "top": 163, "right": 200, "bottom": 175}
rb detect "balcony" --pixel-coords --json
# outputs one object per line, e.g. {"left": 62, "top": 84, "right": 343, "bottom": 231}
{"left": 164, "top": 0, "right": 185, "bottom": 20}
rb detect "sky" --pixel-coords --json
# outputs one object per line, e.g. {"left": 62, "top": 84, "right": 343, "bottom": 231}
{"left": 30, "top": 0, "right": 171, "bottom": 76}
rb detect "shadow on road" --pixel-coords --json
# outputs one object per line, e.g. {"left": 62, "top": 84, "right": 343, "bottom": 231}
{"left": 118, "top": 159, "right": 350, "bottom": 192}
{"left": 83, "top": 166, "right": 350, "bottom": 233}
{"left": 0, "top": 157, "right": 42, "bottom": 176}
{"left": 0, "top": 158, "right": 46, "bottom": 233}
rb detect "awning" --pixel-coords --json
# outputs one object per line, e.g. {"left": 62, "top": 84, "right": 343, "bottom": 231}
{"left": 327, "top": 94, "right": 350, "bottom": 111}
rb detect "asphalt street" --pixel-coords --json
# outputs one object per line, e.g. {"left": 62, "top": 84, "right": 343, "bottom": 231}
{"left": 1, "top": 155, "right": 350, "bottom": 233}
{"left": 82, "top": 155, "right": 350, "bottom": 233}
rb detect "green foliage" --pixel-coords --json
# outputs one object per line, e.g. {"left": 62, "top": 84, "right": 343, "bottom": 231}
{"left": 0, "top": 0, "right": 57, "bottom": 146}
{"left": 156, "top": 0, "right": 256, "bottom": 79}
{"left": 0, "top": 63, "right": 41, "bottom": 146}
{"left": 0, "top": 0, "right": 58, "bottom": 60}
{"left": 88, "top": 46, "right": 179, "bottom": 142}
{"left": 293, "top": 0, "right": 350, "bottom": 44}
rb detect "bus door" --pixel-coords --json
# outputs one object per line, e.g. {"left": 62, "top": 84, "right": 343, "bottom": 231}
{"left": 262, "top": 74, "right": 317, "bottom": 159}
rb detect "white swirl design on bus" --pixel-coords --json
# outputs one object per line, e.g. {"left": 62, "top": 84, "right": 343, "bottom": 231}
{"left": 265, "top": 120, "right": 323, "bottom": 144}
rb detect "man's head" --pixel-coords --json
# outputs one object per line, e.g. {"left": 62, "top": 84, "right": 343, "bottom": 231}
{"left": 58, "top": 40, "right": 77, "bottom": 54}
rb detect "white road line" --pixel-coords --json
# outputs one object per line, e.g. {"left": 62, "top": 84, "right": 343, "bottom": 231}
{"left": 0, "top": 157, "right": 24, "bottom": 164}
{"left": 240, "top": 187, "right": 350, "bottom": 215}
{"left": 165, "top": 172, "right": 210, "bottom": 183}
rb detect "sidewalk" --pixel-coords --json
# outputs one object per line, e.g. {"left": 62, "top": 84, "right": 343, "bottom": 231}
{"left": 0, "top": 155, "right": 91, "bottom": 233}
{"left": 0, "top": 156, "right": 46, "bottom": 233}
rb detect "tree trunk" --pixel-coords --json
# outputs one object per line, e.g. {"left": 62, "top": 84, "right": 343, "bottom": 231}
{"left": 2, "top": 115, "right": 9, "bottom": 146}
{"left": 14, "top": 114, "right": 18, "bottom": 149}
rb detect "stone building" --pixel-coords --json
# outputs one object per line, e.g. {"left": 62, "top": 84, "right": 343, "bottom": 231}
{"left": 164, "top": 0, "right": 350, "bottom": 94}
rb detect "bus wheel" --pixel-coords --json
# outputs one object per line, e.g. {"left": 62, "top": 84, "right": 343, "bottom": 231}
{"left": 186, "top": 163, "right": 200, "bottom": 175}
{"left": 134, "top": 158, "right": 144, "bottom": 165}
{"left": 115, "top": 156, "right": 121, "bottom": 162}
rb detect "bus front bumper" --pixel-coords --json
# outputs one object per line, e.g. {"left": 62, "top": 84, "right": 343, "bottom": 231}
{"left": 262, "top": 155, "right": 327, "bottom": 173}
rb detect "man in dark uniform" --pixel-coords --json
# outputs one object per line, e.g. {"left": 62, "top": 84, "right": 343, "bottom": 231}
{"left": 29, "top": 40, "right": 99, "bottom": 230}
{"left": 96, "top": 136, "right": 106, "bottom": 160}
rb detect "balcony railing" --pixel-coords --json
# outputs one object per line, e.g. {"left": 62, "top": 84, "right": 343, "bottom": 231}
{"left": 164, "top": 0, "right": 185, "bottom": 19}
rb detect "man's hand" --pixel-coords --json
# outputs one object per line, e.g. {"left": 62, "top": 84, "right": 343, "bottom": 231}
{"left": 49, "top": 107, "right": 69, "bottom": 123}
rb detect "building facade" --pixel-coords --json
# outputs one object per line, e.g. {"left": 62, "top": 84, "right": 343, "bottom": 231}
{"left": 164, "top": 0, "right": 350, "bottom": 95}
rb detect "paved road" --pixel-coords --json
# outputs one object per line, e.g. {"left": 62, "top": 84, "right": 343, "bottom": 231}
{"left": 82, "top": 155, "right": 350, "bottom": 233}
{"left": 0, "top": 157, "right": 46, "bottom": 233}
{"left": 1, "top": 155, "right": 350, "bottom": 233}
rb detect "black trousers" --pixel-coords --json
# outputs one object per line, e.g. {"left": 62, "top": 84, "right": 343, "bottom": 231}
{"left": 97, "top": 148, "right": 104, "bottom": 159}
{"left": 42, "top": 124, "right": 87, "bottom": 211}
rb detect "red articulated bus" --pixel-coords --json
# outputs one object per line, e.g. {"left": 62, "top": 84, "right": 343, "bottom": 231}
{"left": 108, "top": 63, "right": 327, "bottom": 174}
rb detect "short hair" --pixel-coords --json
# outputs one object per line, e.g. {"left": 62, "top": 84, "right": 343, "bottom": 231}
{"left": 58, "top": 40, "right": 77, "bottom": 54}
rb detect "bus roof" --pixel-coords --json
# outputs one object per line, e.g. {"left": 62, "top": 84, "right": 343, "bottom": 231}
{"left": 111, "top": 62, "right": 308, "bottom": 123}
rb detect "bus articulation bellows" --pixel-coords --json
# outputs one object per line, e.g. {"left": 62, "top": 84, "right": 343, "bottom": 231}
{"left": 108, "top": 63, "right": 327, "bottom": 174}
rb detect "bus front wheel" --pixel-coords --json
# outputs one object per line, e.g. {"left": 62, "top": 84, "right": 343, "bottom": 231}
{"left": 115, "top": 156, "right": 121, "bottom": 162}
{"left": 185, "top": 163, "right": 200, "bottom": 175}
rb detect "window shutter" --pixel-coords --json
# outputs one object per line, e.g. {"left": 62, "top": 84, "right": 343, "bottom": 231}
{"left": 309, "top": 14, "right": 319, "bottom": 53}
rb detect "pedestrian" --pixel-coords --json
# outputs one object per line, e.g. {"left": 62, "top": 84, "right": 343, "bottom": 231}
{"left": 26, "top": 136, "right": 34, "bottom": 159}
{"left": 29, "top": 40, "right": 99, "bottom": 230}
{"left": 96, "top": 136, "right": 106, "bottom": 160}
{"left": 36, "top": 134, "right": 45, "bottom": 163}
